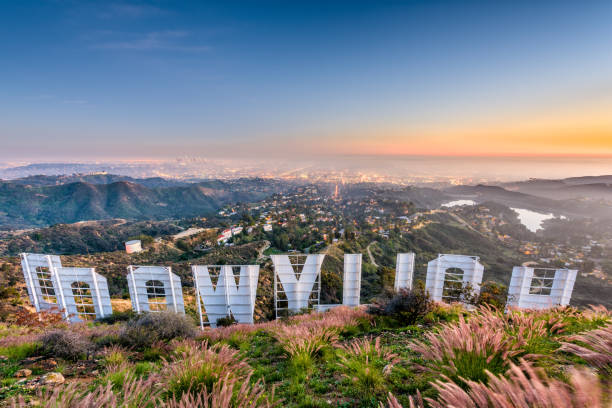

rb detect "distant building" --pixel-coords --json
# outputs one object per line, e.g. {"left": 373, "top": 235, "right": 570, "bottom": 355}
{"left": 125, "top": 240, "right": 142, "bottom": 254}
{"left": 263, "top": 224, "right": 273, "bottom": 232}
{"left": 217, "top": 228, "right": 232, "bottom": 244}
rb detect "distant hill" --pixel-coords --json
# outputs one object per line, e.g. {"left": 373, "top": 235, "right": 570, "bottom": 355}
{"left": 2, "top": 174, "right": 189, "bottom": 188}
{"left": 343, "top": 183, "right": 451, "bottom": 208}
{"left": 444, "top": 184, "right": 612, "bottom": 220}
{"left": 502, "top": 175, "right": 612, "bottom": 200}
{"left": 0, "top": 178, "right": 289, "bottom": 229}
{"left": 563, "top": 175, "right": 612, "bottom": 185}
{"left": 444, "top": 184, "right": 562, "bottom": 210}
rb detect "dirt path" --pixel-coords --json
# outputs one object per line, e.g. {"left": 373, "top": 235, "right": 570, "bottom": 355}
{"left": 257, "top": 240, "right": 271, "bottom": 260}
{"left": 366, "top": 242, "right": 378, "bottom": 267}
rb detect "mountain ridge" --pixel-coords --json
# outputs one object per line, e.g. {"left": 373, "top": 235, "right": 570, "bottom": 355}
{"left": 0, "top": 178, "right": 289, "bottom": 229}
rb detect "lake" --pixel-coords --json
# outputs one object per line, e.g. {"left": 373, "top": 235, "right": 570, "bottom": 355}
{"left": 511, "top": 208, "right": 557, "bottom": 232}
{"left": 441, "top": 199, "right": 476, "bottom": 207}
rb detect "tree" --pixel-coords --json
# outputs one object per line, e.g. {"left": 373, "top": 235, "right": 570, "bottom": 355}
{"left": 475, "top": 281, "right": 508, "bottom": 309}
{"left": 241, "top": 212, "right": 255, "bottom": 226}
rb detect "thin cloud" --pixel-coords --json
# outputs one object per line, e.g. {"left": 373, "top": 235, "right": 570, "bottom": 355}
{"left": 94, "top": 30, "right": 211, "bottom": 52}
{"left": 63, "top": 99, "right": 88, "bottom": 104}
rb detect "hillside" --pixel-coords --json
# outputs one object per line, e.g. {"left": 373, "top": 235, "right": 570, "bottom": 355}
{"left": 502, "top": 175, "right": 612, "bottom": 200}
{"left": 444, "top": 184, "right": 612, "bottom": 219}
{"left": 342, "top": 184, "right": 450, "bottom": 209}
{"left": 0, "top": 297, "right": 609, "bottom": 407}
{"left": 0, "top": 219, "right": 183, "bottom": 255}
{"left": 1, "top": 174, "right": 189, "bottom": 188}
{"left": 0, "top": 178, "right": 289, "bottom": 229}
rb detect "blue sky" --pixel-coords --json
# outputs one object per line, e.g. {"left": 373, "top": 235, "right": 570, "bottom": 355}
{"left": 1, "top": 1, "right": 611, "bottom": 159}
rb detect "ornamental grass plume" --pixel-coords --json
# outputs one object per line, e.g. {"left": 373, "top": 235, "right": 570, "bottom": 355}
{"left": 582, "top": 305, "right": 612, "bottom": 325}
{"left": 379, "top": 360, "right": 609, "bottom": 408}
{"left": 200, "top": 323, "right": 261, "bottom": 343}
{"left": 159, "top": 340, "right": 251, "bottom": 398}
{"left": 561, "top": 323, "right": 612, "bottom": 373}
{"left": 165, "top": 373, "right": 279, "bottom": 408}
{"left": 101, "top": 344, "right": 132, "bottom": 368}
{"left": 285, "top": 305, "right": 371, "bottom": 330}
{"left": 409, "top": 314, "right": 525, "bottom": 383}
{"left": 338, "top": 337, "right": 402, "bottom": 396}
{"left": 476, "top": 305, "right": 565, "bottom": 340}
{"left": 426, "top": 359, "right": 608, "bottom": 408}
{"left": 10, "top": 374, "right": 162, "bottom": 408}
{"left": 337, "top": 336, "right": 401, "bottom": 372}
{"left": 10, "top": 373, "right": 278, "bottom": 408}
{"left": 271, "top": 324, "right": 339, "bottom": 358}
{"left": 380, "top": 392, "right": 424, "bottom": 408}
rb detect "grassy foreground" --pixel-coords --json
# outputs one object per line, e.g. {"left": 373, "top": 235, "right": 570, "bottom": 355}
{"left": 0, "top": 299, "right": 611, "bottom": 407}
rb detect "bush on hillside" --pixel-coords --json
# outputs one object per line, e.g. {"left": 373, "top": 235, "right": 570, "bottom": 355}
{"left": 120, "top": 312, "right": 196, "bottom": 349}
{"left": 97, "top": 310, "right": 137, "bottom": 324}
{"left": 475, "top": 281, "right": 507, "bottom": 309}
{"left": 368, "top": 284, "right": 433, "bottom": 325}
{"left": 216, "top": 314, "right": 237, "bottom": 328}
{"left": 40, "top": 329, "right": 93, "bottom": 361}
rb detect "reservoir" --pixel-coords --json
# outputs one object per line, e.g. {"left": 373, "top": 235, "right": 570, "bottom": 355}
{"left": 511, "top": 208, "right": 556, "bottom": 232}
{"left": 441, "top": 199, "right": 476, "bottom": 207}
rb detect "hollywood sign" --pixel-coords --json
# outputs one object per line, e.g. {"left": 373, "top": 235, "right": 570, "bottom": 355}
{"left": 20, "top": 251, "right": 577, "bottom": 324}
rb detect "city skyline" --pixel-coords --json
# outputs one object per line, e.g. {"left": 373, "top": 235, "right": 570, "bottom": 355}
{"left": 1, "top": 1, "right": 611, "bottom": 160}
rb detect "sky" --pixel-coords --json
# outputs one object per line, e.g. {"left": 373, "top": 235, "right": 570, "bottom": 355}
{"left": 0, "top": 0, "right": 611, "bottom": 160}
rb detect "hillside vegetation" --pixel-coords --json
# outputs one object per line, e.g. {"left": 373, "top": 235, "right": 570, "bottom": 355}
{"left": 0, "top": 299, "right": 610, "bottom": 407}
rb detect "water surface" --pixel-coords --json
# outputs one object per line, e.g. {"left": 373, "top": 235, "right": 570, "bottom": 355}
{"left": 442, "top": 199, "right": 477, "bottom": 207}
{"left": 511, "top": 208, "right": 556, "bottom": 232}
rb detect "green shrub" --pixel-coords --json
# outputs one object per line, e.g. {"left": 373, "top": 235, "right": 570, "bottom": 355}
{"left": 97, "top": 310, "right": 137, "bottom": 324}
{"left": 0, "top": 361, "right": 21, "bottom": 379}
{"left": 95, "top": 334, "right": 121, "bottom": 348}
{"left": 216, "top": 314, "right": 237, "bottom": 328}
{"left": 133, "top": 361, "right": 156, "bottom": 377}
{"left": 475, "top": 281, "right": 508, "bottom": 309}
{"left": 0, "top": 287, "right": 19, "bottom": 300}
{"left": 424, "top": 302, "right": 465, "bottom": 324}
{"left": 341, "top": 357, "right": 386, "bottom": 397}
{"left": 102, "top": 363, "right": 134, "bottom": 390}
{"left": 0, "top": 342, "right": 40, "bottom": 360}
{"left": 142, "top": 344, "right": 166, "bottom": 362}
{"left": 102, "top": 345, "right": 129, "bottom": 367}
{"left": 337, "top": 337, "right": 400, "bottom": 398}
